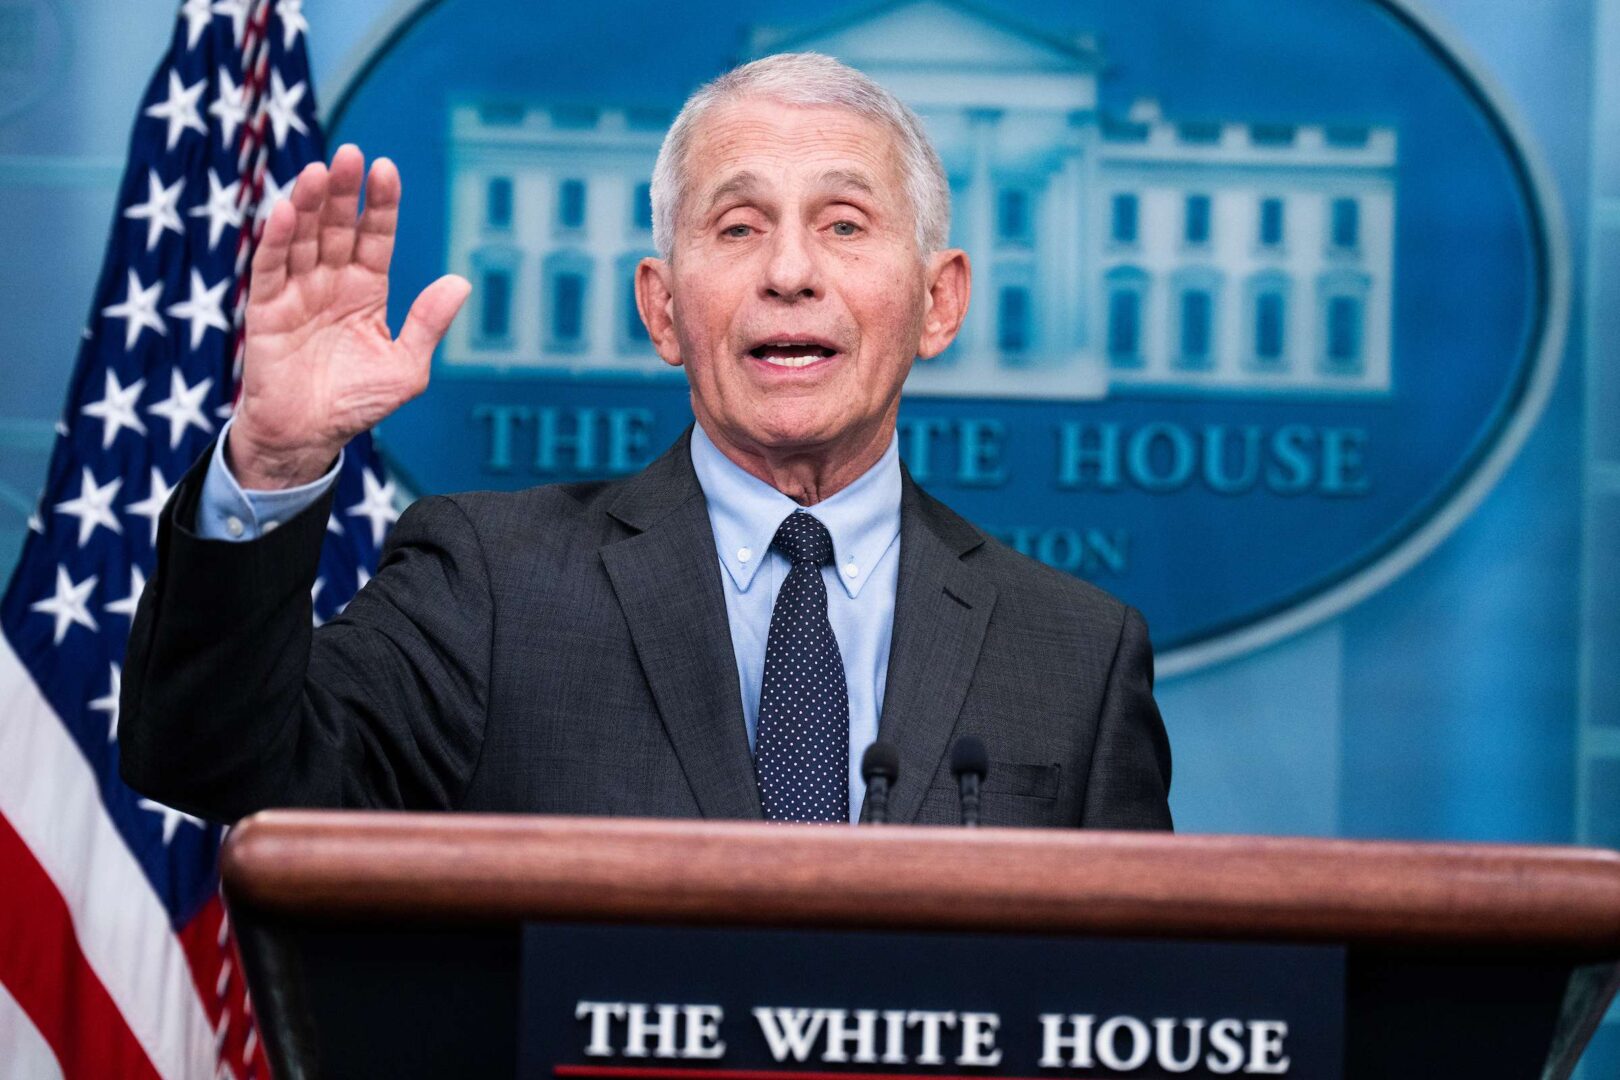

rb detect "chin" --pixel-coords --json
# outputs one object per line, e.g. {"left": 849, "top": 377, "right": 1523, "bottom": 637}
{"left": 736, "top": 413, "right": 848, "bottom": 455}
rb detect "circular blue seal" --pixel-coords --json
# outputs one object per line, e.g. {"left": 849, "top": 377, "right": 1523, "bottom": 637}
{"left": 325, "top": 0, "right": 1567, "bottom": 675}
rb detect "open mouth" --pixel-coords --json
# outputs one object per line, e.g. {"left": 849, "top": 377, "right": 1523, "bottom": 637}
{"left": 748, "top": 340, "right": 840, "bottom": 369}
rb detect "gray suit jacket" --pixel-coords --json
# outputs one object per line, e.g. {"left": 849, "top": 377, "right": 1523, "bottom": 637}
{"left": 121, "top": 429, "right": 1171, "bottom": 829}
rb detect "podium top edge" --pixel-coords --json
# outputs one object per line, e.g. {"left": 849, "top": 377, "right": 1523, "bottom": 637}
{"left": 220, "top": 812, "right": 1620, "bottom": 954}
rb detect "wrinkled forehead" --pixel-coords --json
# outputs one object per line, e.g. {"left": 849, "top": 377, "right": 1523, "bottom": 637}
{"left": 683, "top": 98, "right": 909, "bottom": 215}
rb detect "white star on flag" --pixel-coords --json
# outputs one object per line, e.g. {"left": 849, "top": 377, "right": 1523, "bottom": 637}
{"left": 210, "top": 0, "right": 251, "bottom": 44}
{"left": 276, "top": 0, "right": 308, "bottom": 49}
{"left": 266, "top": 70, "right": 309, "bottom": 147}
{"left": 125, "top": 467, "right": 177, "bottom": 545}
{"left": 167, "top": 269, "right": 232, "bottom": 349}
{"left": 144, "top": 69, "right": 207, "bottom": 150}
{"left": 124, "top": 169, "right": 187, "bottom": 252}
{"left": 147, "top": 369, "right": 215, "bottom": 449}
{"left": 346, "top": 467, "right": 399, "bottom": 546}
{"left": 30, "top": 564, "right": 99, "bottom": 645}
{"left": 90, "top": 664, "right": 123, "bottom": 742}
{"left": 54, "top": 467, "right": 124, "bottom": 547}
{"left": 179, "top": 0, "right": 213, "bottom": 49}
{"left": 105, "top": 565, "right": 148, "bottom": 621}
{"left": 209, "top": 66, "right": 248, "bottom": 149}
{"left": 254, "top": 171, "right": 295, "bottom": 230}
{"left": 191, "top": 168, "right": 244, "bottom": 251}
{"left": 327, "top": 512, "right": 344, "bottom": 535}
{"left": 337, "top": 566, "right": 371, "bottom": 617}
{"left": 80, "top": 370, "right": 147, "bottom": 449}
{"left": 101, "top": 269, "right": 167, "bottom": 351}
{"left": 137, "top": 799, "right": 206, "bottom": 845}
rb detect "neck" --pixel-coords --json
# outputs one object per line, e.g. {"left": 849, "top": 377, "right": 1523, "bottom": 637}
{"left": 697, "top": 416, "right": 894, "bottom": 506}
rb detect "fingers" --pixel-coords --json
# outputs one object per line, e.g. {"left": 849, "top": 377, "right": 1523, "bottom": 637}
{"left": 354, "top": 157, "right": 402, "bottom": 274}
{"left": 318, "top": 144, "right": 365, "bottom": 268}
{"left": 286, "top": 159, "right": 328, "bottom": 276}
{"left": 250, "top": 198, "right": 297, "bottom": 302}
{"left": 397, "top": 274, "right": 472, "bottom": 366}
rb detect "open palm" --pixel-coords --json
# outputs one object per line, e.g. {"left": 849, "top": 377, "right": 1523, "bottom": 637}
{"left": 231, "top": 145, "right": 469, "bottom": 489}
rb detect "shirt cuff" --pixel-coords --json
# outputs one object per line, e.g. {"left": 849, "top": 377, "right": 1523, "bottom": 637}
{"left": 195, "top": 416, "right": 344, "bottom": 542}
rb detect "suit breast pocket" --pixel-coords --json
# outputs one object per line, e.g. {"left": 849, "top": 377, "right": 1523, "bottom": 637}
{"left": 982, "top": 760, "right": 1061, "bottom": 800}
{"left": 914, "top": 760, "right": 1065, "bottom": 827}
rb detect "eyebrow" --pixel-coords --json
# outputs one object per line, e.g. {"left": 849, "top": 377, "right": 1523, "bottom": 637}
{"left": 702, "top": 170, "right": 763, "bottom": 213}
{"left": 699, "top": 168, "right": 882, "bottom": 215}
{"left": 813, "top": 169, "right": 879, "bottom": 199}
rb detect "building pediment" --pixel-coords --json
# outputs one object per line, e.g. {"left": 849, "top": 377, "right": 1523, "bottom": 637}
{"left": 748, "top": 0, "right": 1100, "bottom": 73}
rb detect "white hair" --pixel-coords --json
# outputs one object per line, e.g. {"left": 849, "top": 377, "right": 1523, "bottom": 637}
{"left": 650, "top": 52, "right": 951, "bottom": 260}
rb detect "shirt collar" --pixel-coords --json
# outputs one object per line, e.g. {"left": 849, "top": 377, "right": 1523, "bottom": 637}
{"left": 690, "top": 422, "right": 902, "bottom": 600}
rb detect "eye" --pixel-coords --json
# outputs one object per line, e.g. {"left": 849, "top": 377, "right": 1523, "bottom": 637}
{"left": 830, "top": 220, "right": 861, "bottom": 237}
{"left": 722, "top": 223, "right": 754, "bottom": 239}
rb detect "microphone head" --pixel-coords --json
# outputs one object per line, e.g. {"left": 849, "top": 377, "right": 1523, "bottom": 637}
{"left": 950, "top": 735, "right": 989, "bottom": 780}
{"left": 861, "top": 741, "right": 901, "bottom": 783}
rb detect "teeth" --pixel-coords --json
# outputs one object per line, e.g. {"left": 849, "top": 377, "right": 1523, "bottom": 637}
{"left": 763, "top": 354, "right": 823, "bottom": 368}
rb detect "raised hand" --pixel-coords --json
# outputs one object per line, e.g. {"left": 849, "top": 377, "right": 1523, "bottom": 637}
{"left": 229, "top": 144, "right": 471, "bottom": 489}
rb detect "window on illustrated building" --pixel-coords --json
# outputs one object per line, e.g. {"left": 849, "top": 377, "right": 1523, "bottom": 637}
{"left": 487, "top": 177, "right": 512, "bottom": 229}
{"left": 481, "top": 268, "right": 511, "bottom": 341}
{"left": 1246, "top": 270, "right": 1290, "bottom": 368}
{"left": 543, "top": 251, "right": 592, "bottom": 353}
{"left": 1185, "top": 194, "right": 1211, "bottom": 246}
{"left": 998, "top": 188, "right": 1031, "bottom": 245}
{"left": 558, "top": 178, "right": 587, "bottom": 231}
{"left": 999, "top": 285, "right": 1030, "bottom": 352}
{"left": 470, "top": 245, "right": 520, "bottom": 350}
{"left": 1111, "top": 193, "right": 1138, "bottom": 245}
{"left": 1179, "top": 289, "right": 1213, "bottom": 367}
{"left": 1105, "top": 266, "right": 1149, "bottom": 368}
{"left": 1259, "top": 197, "right": 1284, "bottom": 248}
{"left": 1317, "top": 269, "right": 1370, "bottom": 375}
{"left": 1330, "top": 197, "right": 1360, "bottom": 251}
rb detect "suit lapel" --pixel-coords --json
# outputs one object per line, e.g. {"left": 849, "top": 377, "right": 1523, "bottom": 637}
{"left": 873, "top": 474, "right": 997, "bottom": 824}
{"left": 599, "top": 433, "right": 762, "bottom": 820}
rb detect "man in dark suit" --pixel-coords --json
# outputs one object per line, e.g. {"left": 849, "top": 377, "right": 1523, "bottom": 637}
{"left": 120, "top": 53, "right": 1171, "bottom": 829}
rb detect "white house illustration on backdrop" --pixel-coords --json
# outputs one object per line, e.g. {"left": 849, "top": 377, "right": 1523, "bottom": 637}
{"left": 442, "top": 0, "right": 1398, "bottom": 399}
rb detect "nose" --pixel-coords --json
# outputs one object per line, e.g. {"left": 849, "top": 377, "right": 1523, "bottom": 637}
{"left": 760, "top": 222, "right": 820, "bottom": 302}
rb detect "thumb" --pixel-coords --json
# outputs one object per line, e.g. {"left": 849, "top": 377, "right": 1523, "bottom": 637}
{"left": 397, "top": 274, "right": 472, "bottom": 364}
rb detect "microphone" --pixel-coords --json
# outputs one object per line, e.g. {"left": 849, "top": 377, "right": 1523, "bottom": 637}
{"left": 861, "top": 741, "right": 900, "bottom": 824}
{"left": 950, "top": 736, "right": 989, "bottom": 828}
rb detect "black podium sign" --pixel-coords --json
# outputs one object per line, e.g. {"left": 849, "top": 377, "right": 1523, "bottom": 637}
{"left": 521, "top": 925, "right": 1345, "bottom": 1080}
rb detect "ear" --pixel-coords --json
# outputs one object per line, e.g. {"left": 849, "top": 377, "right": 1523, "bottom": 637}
{"left": 635, "top": 257, "right": 683, "bottom": 368}
{"left": 917, "top": 248, "right": 971, "bottom": 360}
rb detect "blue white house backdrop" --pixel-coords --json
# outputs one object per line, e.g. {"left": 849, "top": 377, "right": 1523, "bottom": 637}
{"left": 440, "top": 0, "right": 1397, "bottom": 401}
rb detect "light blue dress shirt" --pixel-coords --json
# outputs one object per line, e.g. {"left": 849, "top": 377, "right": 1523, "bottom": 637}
{"left": 196, "top": 416, "right": 344, "bottom": 541}
{"left": 197, "top": 419, "right": 903, "bottom": 822}
{"left": 688, "top": 423, "right": 901, "bottom": 822}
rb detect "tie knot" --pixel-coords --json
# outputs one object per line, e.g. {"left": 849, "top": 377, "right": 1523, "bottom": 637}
{"left": 771, "top": 510, "right": 834, "bottom": 568}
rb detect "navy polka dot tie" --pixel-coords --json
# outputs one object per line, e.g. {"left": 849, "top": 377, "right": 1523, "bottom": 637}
{"left": 755, "top": 510, "right": 850, "bottom": 823}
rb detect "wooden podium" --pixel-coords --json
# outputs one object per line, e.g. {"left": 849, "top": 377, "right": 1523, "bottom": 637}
{"left": 221, "top": 812, "right": 1620, "bottom": 1079}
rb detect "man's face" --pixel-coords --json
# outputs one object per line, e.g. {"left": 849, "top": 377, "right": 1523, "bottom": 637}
{"left": 637, "top": 98, "right": 969, "bottom": 469}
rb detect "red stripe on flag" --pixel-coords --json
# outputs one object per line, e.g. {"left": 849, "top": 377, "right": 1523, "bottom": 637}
{"left": 176, "top": 893, "right": 271, "bottom": 1080}
{"left": 0, "top": 811, "right": 164, "bottom": 1080}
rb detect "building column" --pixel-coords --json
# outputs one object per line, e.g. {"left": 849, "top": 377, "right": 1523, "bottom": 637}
{"left": 964, "top": 108, "right": 1001, "bottom": 380}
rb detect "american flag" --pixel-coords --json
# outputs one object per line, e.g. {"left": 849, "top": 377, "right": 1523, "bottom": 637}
{"left": 0, "top": 1, "right": 397, "bottom": 1076}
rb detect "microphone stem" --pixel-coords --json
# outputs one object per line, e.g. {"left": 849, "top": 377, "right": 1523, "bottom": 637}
{"left": 867, "top": 779, "right": 890, "bottom": 825}
{"left": 961, "top": 775, "right": 981, "bottom": 828}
